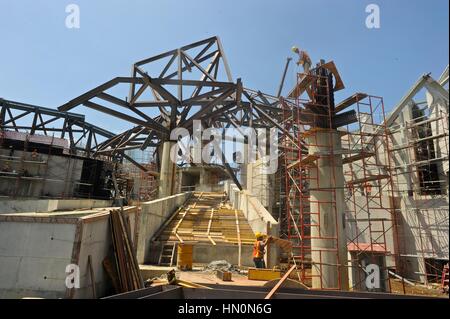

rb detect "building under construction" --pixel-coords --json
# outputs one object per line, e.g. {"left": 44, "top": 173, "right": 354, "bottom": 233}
{"left": 0, "top": 37, "right": 448, "bottom": 299}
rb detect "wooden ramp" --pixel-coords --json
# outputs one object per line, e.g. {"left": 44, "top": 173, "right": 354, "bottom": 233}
{"left": 156, "top": 192, "right": 255, "bottom": 246}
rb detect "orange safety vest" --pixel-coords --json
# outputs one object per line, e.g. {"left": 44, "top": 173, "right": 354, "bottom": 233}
{"left": 253, "top": 240, "right": 265, "bottom": 259}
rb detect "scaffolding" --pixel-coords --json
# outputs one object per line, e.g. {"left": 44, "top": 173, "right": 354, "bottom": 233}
{"left": 388, "top": 101, "right": 449, "bottom": 285}
{"left": 342, "top": 95, "right": 399, "bottom": 292}
{"left": 280, "top": 62, "right": 410, "bottom": 291}
{"left": 281, "top": 69, "right": 347, "bottom": 290}
{"left": 122, "top": 149, "right": 158, "bottom": 203}
{"left": 0, "top": 132, "right": 56, "bottom": 198}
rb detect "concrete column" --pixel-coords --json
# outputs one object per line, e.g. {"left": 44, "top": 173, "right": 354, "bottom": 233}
{"left": 240, "top": 143, "right": 248, "bottom": 189}
{"left": 158, "top": 141, "right": 176, "bottom": 198}
{"left": 246, "top": 162, "right": 254, "bottom": 194}
{"left": 308, "top": 129, "right": 349, "bottom": 290}
{"left": 401, "top": 105, "right": 415, "bottom": 194}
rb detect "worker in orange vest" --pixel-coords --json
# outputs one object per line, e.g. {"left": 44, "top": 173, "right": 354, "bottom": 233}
{"left": 253, "top": 232, "right": 272, "bottom": 269}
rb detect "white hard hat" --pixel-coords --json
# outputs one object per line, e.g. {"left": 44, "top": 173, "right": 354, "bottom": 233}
{"left": 291, "top": 46, "right": 299, "bottom": 53}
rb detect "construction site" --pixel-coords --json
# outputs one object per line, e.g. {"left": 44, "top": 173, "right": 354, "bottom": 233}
{"left": 0, "top": 34, "right": 448, "bottom": 299}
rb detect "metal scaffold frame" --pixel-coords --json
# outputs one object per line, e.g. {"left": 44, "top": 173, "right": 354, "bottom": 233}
{"left": 388, "top": 102, "right": 449, "bottom": 285}
{"left": 122, "top": 148, "right": 159, "bottom": 203}
{"left": 279, "top": 61, "right": 414, "bottom": 291}
{"left": 342, "top": 95, "right": 399, "bottom": 292}
{"left": 281, "top": 70, "right": 346, "bottom": 290}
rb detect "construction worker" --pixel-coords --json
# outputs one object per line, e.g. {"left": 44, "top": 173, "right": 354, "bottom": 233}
{"left": 346, "top": 183, "right": 354, "bottom": 200}
{"left": 292, "top": 46, "right": 312, "bottom": 73}
{"left": 8, "top": 146, "right": 14, "bottom": 159}
{"left": 365, "top": 182, "right": 372, "bottom": 196}
{"left": 253, "top": 232, "right": 272, "bottom": 269}
{"left": 31, "top": 148, "right": 39, "bottom": 161}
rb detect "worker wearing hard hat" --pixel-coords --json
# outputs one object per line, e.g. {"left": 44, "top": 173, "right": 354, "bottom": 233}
{"left": 292, "top": 46, "right": 312, "bottom": 73}
{"left": 252, "top": 232, "right": 272, "bottom": 268}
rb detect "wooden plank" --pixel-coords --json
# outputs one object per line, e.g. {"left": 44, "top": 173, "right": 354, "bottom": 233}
{"left": 207, "top": 209, "right": 216, "bottom": 245}
{"left": 234, "top": 210, "right": 242, "bottom": 267}
{"left": 216, "top": 270, "right": 232, "bottom": 282}
{"left": 264, "top": 265, "right": 297, "bottom": 299}
{"left": 286, "top": 154, "right": 319, "bottom": 169}
{"left": 110, "top": 209, "right": 144, "bottom": 292}
{"left": 287, "top": 74, "right": 313, "bottom": 99}
{"left": 335, "top": 93, "right": 368, "bottom": 113}
{"left": 347, "top": 174, "right": 390, "bottom": 185}
{"left": 342, "top": 151, "right": 375, "bottom": 164}
{"left": 87, "top": 255, "right": 97, "bottom": 299}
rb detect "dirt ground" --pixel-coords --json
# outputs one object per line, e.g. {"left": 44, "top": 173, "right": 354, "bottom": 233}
{"left": 146, "top": 266, "right": 449, "bottom": 298}
{"left": 389, "top": 279, "right": 448, "bottom": 298}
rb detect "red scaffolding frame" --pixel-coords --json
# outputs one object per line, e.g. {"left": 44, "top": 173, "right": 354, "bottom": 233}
{"left": 281, "top": 66, "right": 404, "bottom": 291}
{"left": 281, "top": 70, "right": 345, "bottom": 289}
{"left": 342, "top": 95, "right": 399, "bottom": 292}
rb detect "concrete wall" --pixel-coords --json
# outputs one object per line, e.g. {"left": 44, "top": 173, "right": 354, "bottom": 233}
{"left": 397, "top": 196, "right": 449, "bottom": 282}
{"left": 72, "top": 208, "right": 138, "bottom": 299}
{"left": 0, "top": 199, "right": 112, "bottom": 214}
{"left": 137, "top": 192, "right": 191, "bottom": 264}
{"left": 178, "top": 167, "right": 227, "bottom": 193}
{"left": 359, "top": 97, "right": 448, "bottom": 283}
{"left": 246, "top": 159, "right": 275, "bottom": 211}
{"left": 0, "top": 207, "right": 137, "bottom": 299}
{"left": 0, "top": 149, "right": 84, "bottom": 198}
{"left": 0, "top": 217, "right": 77, "bottom": 298}
{"left": 193, "top": 244, "right": 254, "bottom": 267}
{"left": 225, "top": 181, "right": 279, "bottom": 267}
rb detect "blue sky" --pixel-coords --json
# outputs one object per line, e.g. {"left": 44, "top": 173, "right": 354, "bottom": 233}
{"left": 0, "top": 0, "right": 448, "bottom": 133}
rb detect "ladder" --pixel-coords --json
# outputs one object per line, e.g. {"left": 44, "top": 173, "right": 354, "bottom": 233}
{"left": 158, "top": 242, "right": 177, "bottom": 266}
{"left": 441, "top": 263, "right": 449, "bottom": 294}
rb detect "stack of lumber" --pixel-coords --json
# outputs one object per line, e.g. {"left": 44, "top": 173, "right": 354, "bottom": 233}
{"left": 157, "top": 192, "right": 255, "bottom": 245}
{"left": 109, "top": 209, "right": 144, "bottom": 292}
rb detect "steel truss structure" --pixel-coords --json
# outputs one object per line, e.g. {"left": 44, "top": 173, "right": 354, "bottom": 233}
{"left": 1, "top": 36, "right": 297, "bottom": 190}
{"left": 53, "top": 36, "right": 297, "bottom": 184}
{"left": 0, "top": 99, "right": 114, "bottom": 156}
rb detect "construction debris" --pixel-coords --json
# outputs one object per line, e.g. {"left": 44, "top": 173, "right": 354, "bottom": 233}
{"left": 109, "top": 209, "right": 144, "bottom": 293}
{"left": 204, "top": 260, "right": 237, "bottom": 273}
{"left": 215, "top": 270, "right": 233, "bottom": 282}
{"left": 166, "top": 269, "right": 212, "bottom": 289}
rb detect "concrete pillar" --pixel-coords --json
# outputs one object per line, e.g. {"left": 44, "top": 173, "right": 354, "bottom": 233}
{"left": 401, "top": 105, "right": 415, "bottom": 194}
{"left": 308, "top": 129, "right": 349, "bottom": 290}
{"left": 240, "top": 143, "right": 248, "bottom": 189}
{"left": 158, "top": 141, "right": 176, "bottom": 198}
{"left": 246, "top": 162, "right": 254, "bottom": 194}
